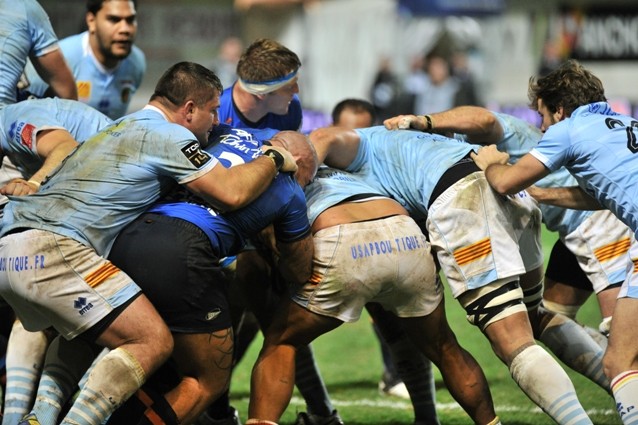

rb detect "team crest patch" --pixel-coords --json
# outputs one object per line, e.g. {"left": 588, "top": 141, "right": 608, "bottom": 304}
{"left": 20, "top": 123, "right": 35, "bottom": 149}
{"left": 182, "top": 141, "right": 211, "bottom": 167}
{"left": 77, "top": 81, "right": 91, "bottom": 99}
{"left": 121, "top": 87, "right": 131, "bottom": 104}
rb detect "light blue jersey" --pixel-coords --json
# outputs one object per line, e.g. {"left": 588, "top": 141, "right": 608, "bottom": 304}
{"left": 530, "top": 102, "right": 638, "bottom": 236}
{"left": 348, "top": 126, "right": 478, "bottom": 219}
{"left": 304, "top": 166, "right": 384, "bottom": 225}
{"left": 24, "top": 31, "right": 146, "bottom": 119}
{"left": 0, "top": 0, "right": 60, "bottom": 106}
{"left": 1, "top": 106, "right": 218, "bottom": 256}
{"left": 492, "top": 112, "right": 593, "bottom": 236}
{"left": 0, "top": 98, "right": 112, "bottom": 178}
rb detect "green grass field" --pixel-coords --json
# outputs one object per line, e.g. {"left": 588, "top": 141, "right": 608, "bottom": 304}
{"left": 229, "top": 228, "right": 622, "bottom": 425}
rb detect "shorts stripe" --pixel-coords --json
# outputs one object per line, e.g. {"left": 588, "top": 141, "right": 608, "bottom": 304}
{"left": 454, "top": 237, "right": 492, "bottom": 266}
{"left": 611, "top": 370, "right": 638, "bottom": 391}
{"left": 633, "top": 258, "right": 638, "bottom": 274}
{"left": 84, "top": 262, "right": 120, "bottom": 288}
{"left": 308, "top": 272, "right": 322, "bottom": 285}
{"left": 594, "top": 238, "right": 631, "bottom": 262}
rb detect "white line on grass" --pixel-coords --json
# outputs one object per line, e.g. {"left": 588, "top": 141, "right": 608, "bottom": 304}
{"left": 283, "top": 396, "right": 617, "bottom": 417}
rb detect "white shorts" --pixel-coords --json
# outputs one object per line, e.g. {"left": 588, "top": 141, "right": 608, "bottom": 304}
{"left": 427, "top": 172, "right": 543, "bottom": 298}
{"left": 292, "top": 215, "right": 441, "bottom": 322}
{"left": 619, "top": 241, "right": 638, "bottom": 299}
{"left": 0, "top": 229, "right": 141, "bottom": 340}
{"left": 562, "top": 209, "right": 635, "bottom": 293}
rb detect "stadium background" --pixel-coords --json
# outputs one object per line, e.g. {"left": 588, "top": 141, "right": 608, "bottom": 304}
{"left": 38, "top": 0, "right": 638, "bottom": 130}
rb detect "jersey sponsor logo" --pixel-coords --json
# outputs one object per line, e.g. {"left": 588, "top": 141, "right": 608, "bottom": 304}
{"left": 74, "top": 296, "right": 94, "bottom": 315}
{"left": 77, "top": 81, "right": 91, "bottom": 99}
{"left": 350, "top": 234, "right": 427, "bottom": 259}
{"left": 205, "top": 309, "right": 221, "bottom": 321}
{"left": 182, "top": 141, "right": 211, "bottom": 167}
{"left": 0, "top": 254, "right": 45, "bottom": 271}
{"left": 20, "top": 123, "right": 35, "bottom": 149}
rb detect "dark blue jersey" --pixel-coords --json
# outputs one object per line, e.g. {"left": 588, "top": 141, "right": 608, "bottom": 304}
{"left": 218, "top": 83, "right": 302, "bottom": 131}
{"left": 148, "top": 125, "right": 310, "bottom": 258}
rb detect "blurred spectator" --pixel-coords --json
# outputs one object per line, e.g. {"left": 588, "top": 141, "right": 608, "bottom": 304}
{"left": 451, "top": 49, "right": 482, "bottom": 106}
{"left": 538, "top": 39, "right": 563, "bottom": 76}
{"left": 404, "top": 51, "right": 459, "bottom": 115}
{"left": 370, "top": 57, "right": 402, "bottom": 121}
{"left": 211, "top": 36, "right": 244, "bottom": 89}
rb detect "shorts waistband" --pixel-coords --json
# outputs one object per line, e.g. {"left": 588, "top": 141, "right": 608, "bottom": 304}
{"left": 3, "top": 227, "right": 30, "bottom": 236}
{"left": 428, "top": 152, "right": 480, "bottom": 209}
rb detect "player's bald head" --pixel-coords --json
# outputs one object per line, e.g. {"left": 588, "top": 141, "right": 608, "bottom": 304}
{"left": 268, "top": 131, "right": 318, "bottom": 186}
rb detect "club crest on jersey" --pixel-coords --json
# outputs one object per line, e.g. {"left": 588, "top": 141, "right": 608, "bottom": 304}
{"left": 121, "top": 87, "right": 131, "bottom": 104}
{"left": 77, "top": 81, "right": 91, "bottom": 99}
{"left": 182, "top": 141, "right": 211, "bottom": 167}
{"left": 19, "top": 122, "right": 35, "bottom": 149}
{"left": 120, "top": 80, "right": 135, "bottom": 104}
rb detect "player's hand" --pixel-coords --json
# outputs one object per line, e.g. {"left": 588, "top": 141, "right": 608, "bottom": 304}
{"left": 470, "top": 145, "right": 510, "bottom": 171}
{"left": 384, "top": 114, "right": 425, "bottom": 131}
{"left": 0, "top": 178, "right": 40, "bottom": 196}
{"left": 261, "top": 145, "right": 298, "bottom": 173}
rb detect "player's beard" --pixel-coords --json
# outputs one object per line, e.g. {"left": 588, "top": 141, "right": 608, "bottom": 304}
{"left": 106, "top": 43, "right": 132, "bottom": 60}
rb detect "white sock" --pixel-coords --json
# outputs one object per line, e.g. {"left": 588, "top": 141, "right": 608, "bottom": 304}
{"left": 611, "top": 371, "right": 638, "bottom": 425}
{"left": 60, "top": 347, "right": 145, "bottom": 425}
{"left": 510, "top": 345, "right": 592, "bottom": 425}
{"left": 539, "top": 313, "right": 609, "bottom": 391}
{"left": 2, "top": 322, "right": 48, "bottom": 425}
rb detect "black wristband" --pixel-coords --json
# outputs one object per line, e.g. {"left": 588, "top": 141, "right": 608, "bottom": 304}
{"left": 264, "top": 148, "right": 285, "bottom": 171}
{"left": 423, "top": 114, "right": 433, "bottom": 130}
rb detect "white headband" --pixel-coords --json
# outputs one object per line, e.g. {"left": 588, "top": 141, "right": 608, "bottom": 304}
{"left": 238, "top": 69, "right": 298, "bottom": 95}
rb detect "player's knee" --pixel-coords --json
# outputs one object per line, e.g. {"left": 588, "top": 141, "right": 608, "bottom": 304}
{"left": 541, "top": 298, "right": 580, "bottom": 320}
{"left": 460, "top": 278, "right": 526, "bottom": 332}
{"left": 145, "top": 326, "right": 173, "bottom": 364}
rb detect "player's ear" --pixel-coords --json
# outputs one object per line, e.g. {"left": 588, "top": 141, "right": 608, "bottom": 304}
{"left": 86, "top": 13, "right": 97, "bottom": 34}
{"left": 182, "top": 100, "right": 197, "bottom": 121}
{"left": 555, "top": 106, "right": 566, "bottom": 121}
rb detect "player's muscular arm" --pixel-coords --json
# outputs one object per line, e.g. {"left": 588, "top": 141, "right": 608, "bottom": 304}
{"left": 276, "top": 234, "right": 314, "bottom": 288}
{"left": 31, "top": 129, "right": 79, "bottom": 184}
{"left": 384, "top": 106, "right": 503, "bottom": 144}
{"left": 429, "top": 106, "right": 504, "bottom": 144}
{"left": 526, "top": 185, "right": 603, "bottom": 210}
{"left": 186, "top": 155, "right": 276, "bottom": 212}
{"left": 31, "top": 50, "right": 78, "bottom": 100}
{"left": 309, "top": 127, "right": 360, "bottom": 169}
{"left": 0, "top": 129, "right": 79, "bottom": 196}
{"left": 472, "top": 149, "right": 549, "bottom": 195}
{"left": 186, "top": 146, "right": 296, "bottom": 212}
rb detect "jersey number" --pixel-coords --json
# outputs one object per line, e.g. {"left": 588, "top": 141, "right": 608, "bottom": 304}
{"left": 605, "top": 118, "right": 638, "bottom": 153}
